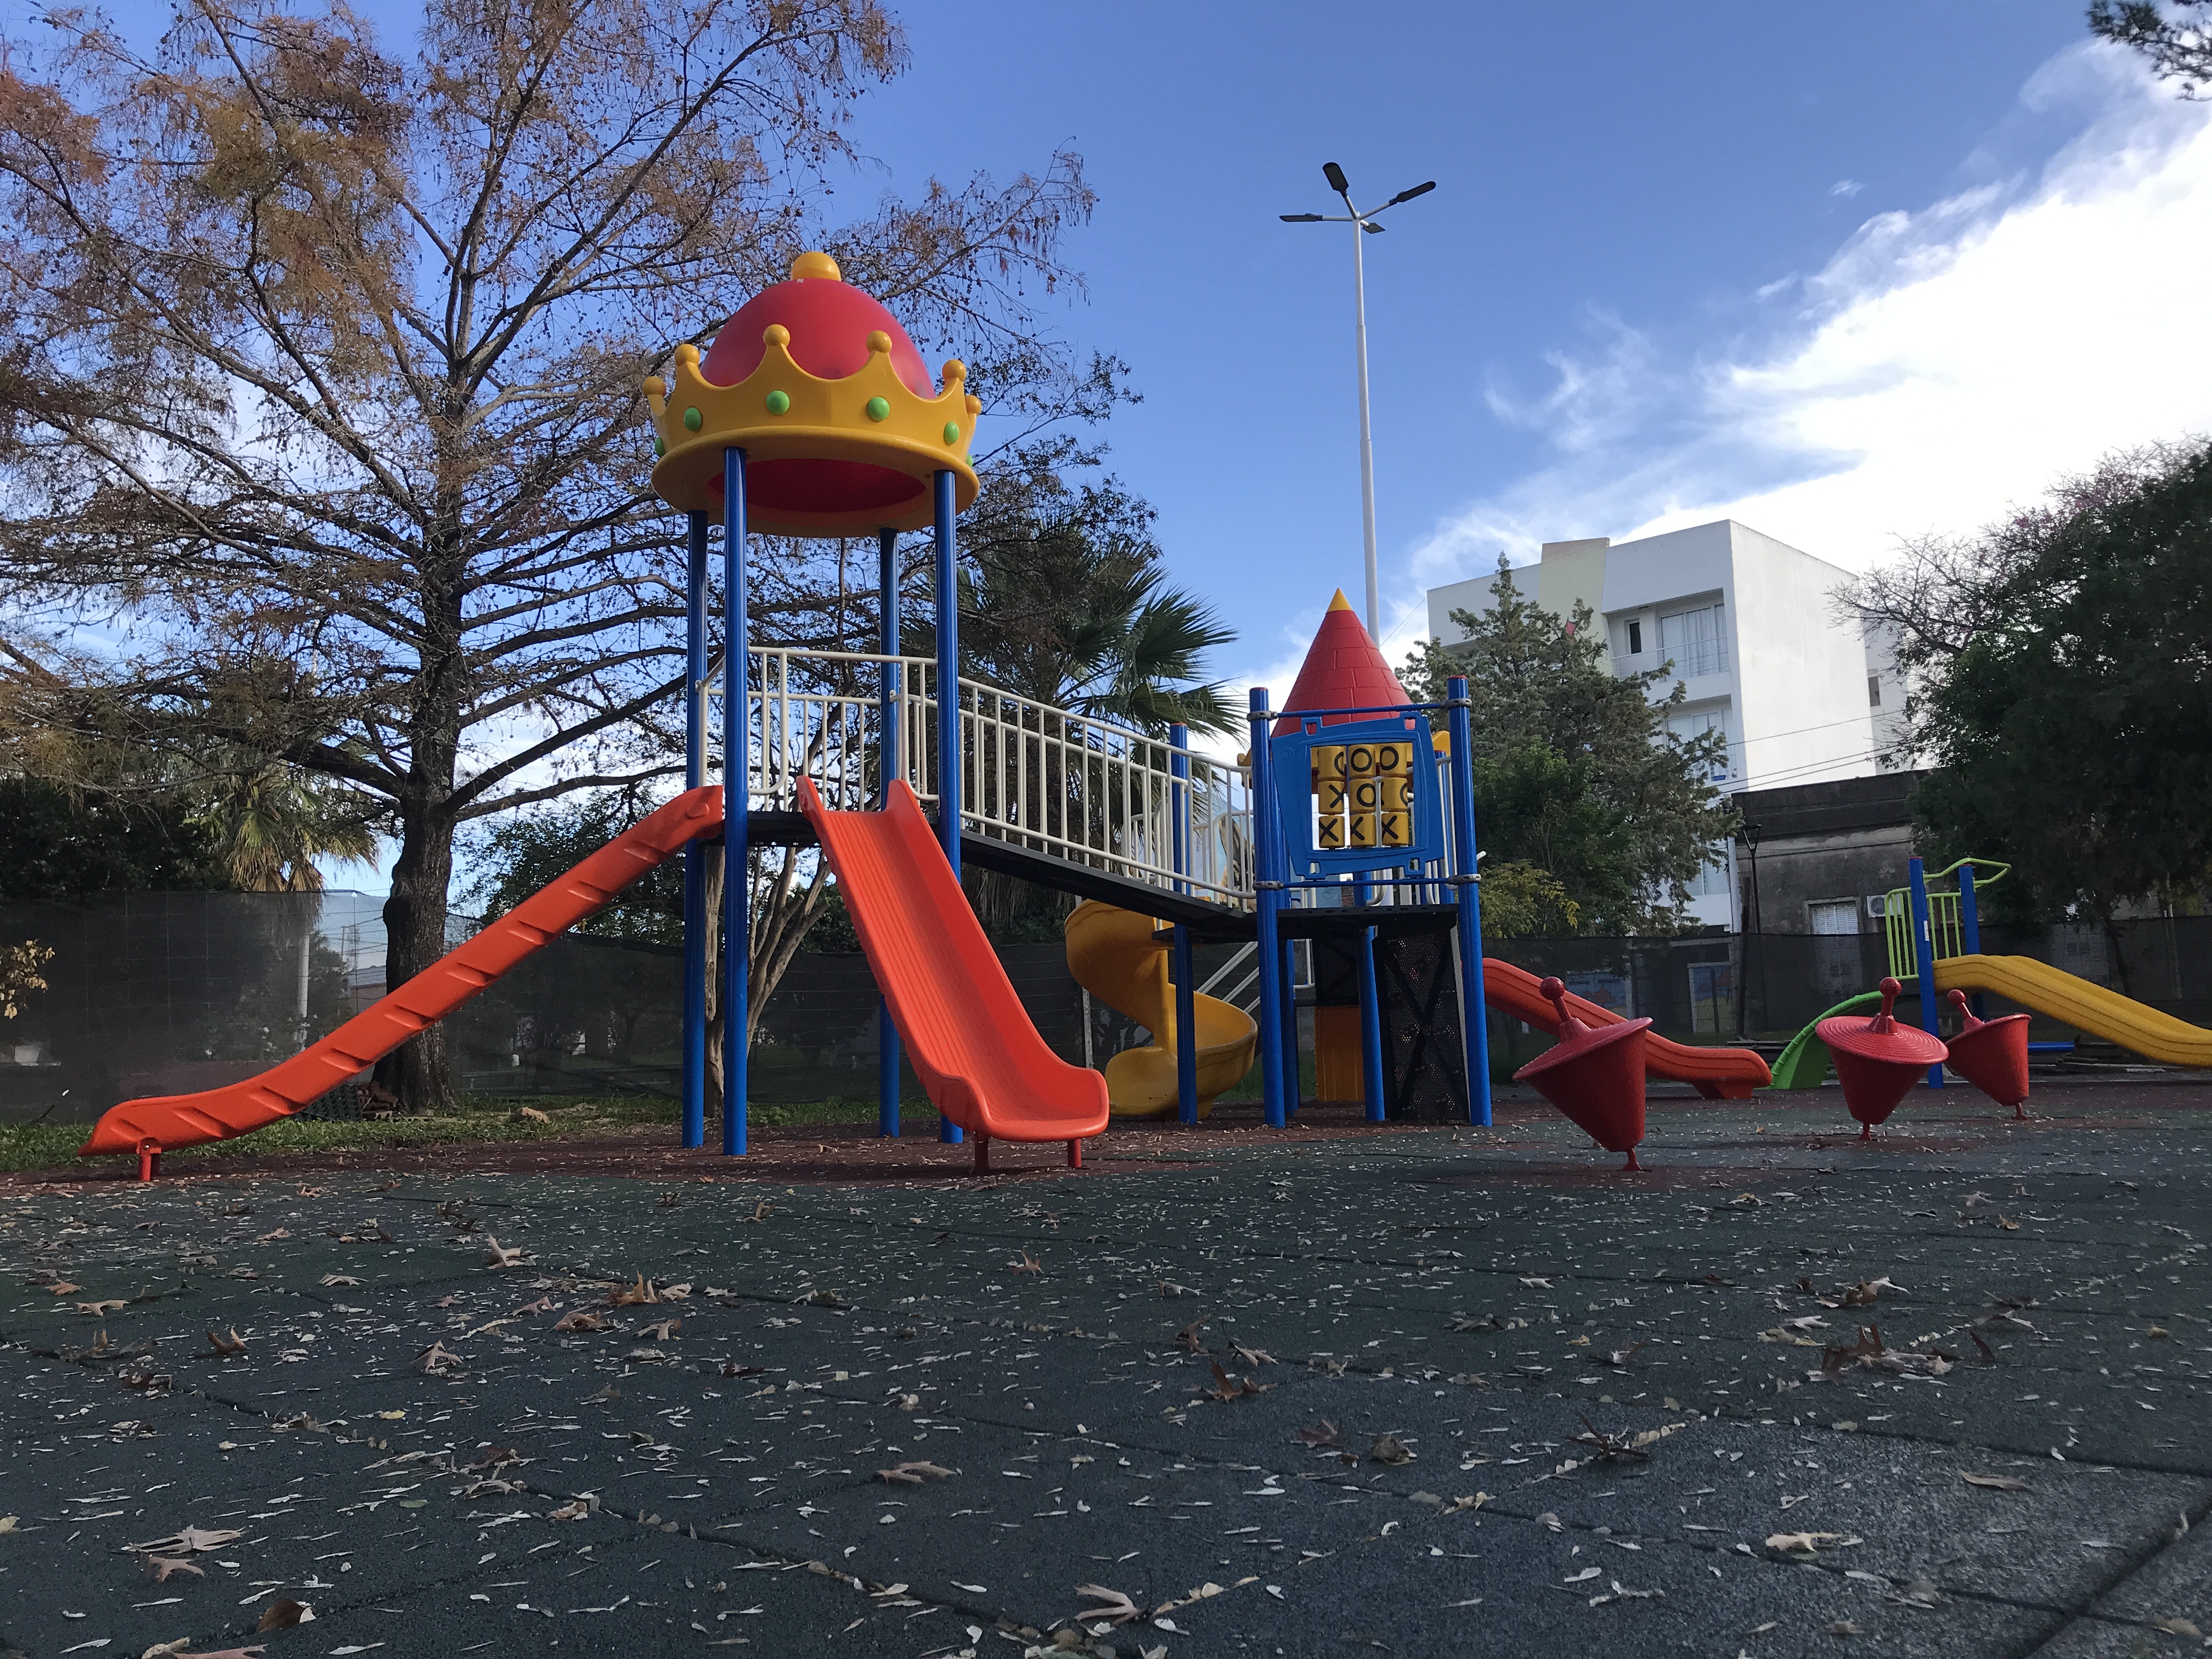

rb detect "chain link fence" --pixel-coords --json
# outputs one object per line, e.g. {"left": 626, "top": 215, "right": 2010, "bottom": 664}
{"left": 4, "top": 893, "right": 2208, "bottom": 1124}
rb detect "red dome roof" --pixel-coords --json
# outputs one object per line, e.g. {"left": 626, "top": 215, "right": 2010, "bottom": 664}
{"left": 1273, "top": 590, "right": 1415, "bottom": 733}
{"left": 700, "top": 251, "right": 934, "bottom": 397}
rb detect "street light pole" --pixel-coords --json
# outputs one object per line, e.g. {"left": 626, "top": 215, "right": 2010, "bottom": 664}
{"left": 1348, "top": 208, "right": 1379, "bottom": 636}
{"left": 1282, "top": 162, "right": 1436, "bottom": 639}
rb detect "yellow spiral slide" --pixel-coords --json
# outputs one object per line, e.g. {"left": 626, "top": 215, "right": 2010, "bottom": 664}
{"left": 1934, "top": 954, "right": 2212, "bottom": 1067}
{"left": 1063, "top": 900, "right": 1260, "bottom": 1118}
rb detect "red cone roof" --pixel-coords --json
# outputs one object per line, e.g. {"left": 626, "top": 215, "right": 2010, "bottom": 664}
{"left": 1273, "top": 590, "right": 1414, "bottom": 734}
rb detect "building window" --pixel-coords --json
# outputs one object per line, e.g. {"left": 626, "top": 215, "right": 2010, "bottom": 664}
{"left": 1658, "top": 602, "right": 1728, "bottom": 678}
{"left": 1867, "top": 674, "right": 1881, "bottom": 708}
{"left": 1626, "top": 619, "right": 1643, "bottom": 654}
{"left": 1665, "top": 709, "right": 1731, "bottom": 783}
{"left": 1808, "top": 899, "right": 1859, "bottom": 935}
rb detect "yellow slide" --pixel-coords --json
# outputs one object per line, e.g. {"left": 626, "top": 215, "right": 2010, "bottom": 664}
{"left": 1936, "top": 954, "right": 2212, "bottom": 1068}
{"left": 1064, "top": 900, "right": 1260, "bottom": 1118}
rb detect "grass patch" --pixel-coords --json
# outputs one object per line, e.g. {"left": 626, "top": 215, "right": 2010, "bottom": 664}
{"left": 0, "top": 1091, "right": 926, "bottom": 1174}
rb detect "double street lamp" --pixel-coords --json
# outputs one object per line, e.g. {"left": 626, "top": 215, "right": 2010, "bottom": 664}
{"left": 1281, "top": 162, "right": 1436, "bottom": 636}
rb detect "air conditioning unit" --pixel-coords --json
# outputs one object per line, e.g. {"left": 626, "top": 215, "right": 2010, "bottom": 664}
{"left": 1865, "top": 894, "right": 1889, "bottom": 918}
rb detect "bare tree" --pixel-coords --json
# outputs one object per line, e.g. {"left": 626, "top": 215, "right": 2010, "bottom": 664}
{"left": 0, "top": 0, "right": 1093, "bottom": 1106}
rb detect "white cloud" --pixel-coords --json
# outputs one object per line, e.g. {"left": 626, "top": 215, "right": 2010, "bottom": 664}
{"left": 1402, "top": 42, "right": 2212, "bottom": 633}
{"left": 1828, "top": 178, "right": 1863, "bottom": 198}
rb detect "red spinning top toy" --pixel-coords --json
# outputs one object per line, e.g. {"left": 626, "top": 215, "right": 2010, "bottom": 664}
{"left": 1817, "top": 977, "right": 1948, "bottom": 1139}
{"left": 1942, "top": 989, "right": 2032, "bottom": 1116}
{"left": 1513, "top": 977, "right": 1654, "bottom": 1170}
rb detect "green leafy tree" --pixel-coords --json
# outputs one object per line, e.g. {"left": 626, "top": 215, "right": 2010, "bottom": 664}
{"left": 0, "top": 0, "right": 1094, "bottom": 1110}
{"left": 2090, "top": 0, "right": 2212, "bottom": 97}
{"left": 194, "top": 760, "right": 379, "bottom": 893}
{"left": 0, "top": 778, "right": 236, "bottom": 901}
{"left": 1402, "top": 557, "right": 1735, "bottom": 933}
{"left": 1852, "top": 439, "right": 2212, "bottom": 918}
{"left": 458, "top": 788, "right": 684, "bottom": 944}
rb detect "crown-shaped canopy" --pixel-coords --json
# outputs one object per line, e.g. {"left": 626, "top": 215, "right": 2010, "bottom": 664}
{"left": 1273, "top": 590, "right": 1414, "bottom": 733}
{"left": 645, "top": 251, "right": 979, "bottom": 535}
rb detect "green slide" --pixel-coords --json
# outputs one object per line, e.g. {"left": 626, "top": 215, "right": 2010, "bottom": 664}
{"left": 1769, "top": 991, "right": 1884, "bottom": 1090}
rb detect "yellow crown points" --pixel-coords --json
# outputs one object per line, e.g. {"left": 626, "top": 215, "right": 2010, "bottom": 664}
{"left": 643, "top": 252, "right": 979, "bottom": 534}
{"left": 1328, "top": 588, "right": 1354, "bottom": 612}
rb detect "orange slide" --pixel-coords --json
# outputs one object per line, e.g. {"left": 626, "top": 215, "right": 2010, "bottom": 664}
{"left": 798, "top": 778, "right": 1109, "bottom": 1155}
{"left": 1483, "top": 957, "right": 1770, "bottom": 1099}
{"left": 80, "top": 786, "right": 727, "bottom": 1159}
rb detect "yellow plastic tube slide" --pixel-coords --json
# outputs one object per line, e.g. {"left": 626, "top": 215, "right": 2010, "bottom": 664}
{"left": 1063, "top": 900, "right": 1259, "bottom": 1118}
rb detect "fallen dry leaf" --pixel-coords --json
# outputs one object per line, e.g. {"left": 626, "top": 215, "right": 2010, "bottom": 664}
{"left": 145, "top": 1556, "right": 204, "bottom": 1582}
{"left": 319, "top": 1274, "right": 361, "bottom": 1288}
{"left": 1586, "top": 1341, "right": 1647, "bottom": 1369}
{"left": 1173, "top": 1317, "right": 1211, "bottom": 1353}
{"left": 1767, "top": 1531, "right": 1861, "bottom": 1556}
{"left": 876, "top": 1461, "right": 955, "bottom": 1486}
{"left": 554, "top": 1310, "right": 607, "bottom": 1333}
{"left": 76, "top": 1300, "right": 127, "bottom": 1316}
{"left": 483, "top": 1237, "right": 528, "bottom": 1269}
{"left": 513, "top": 1106, "right": 550, "bottom": 1123}
{"left": 207, "top": 1329, "right": 246, "bottom": 1356}
{"left": 1294, "top": 1419, "right": 1343, "bottom": 1448}
{"left": 511, "top": 1296, "right": 554, "bottom": 1317}
{"left": 1075, "top": 1584, "right": 1145, "bottom": 1626}
{"left": 637, "top": 1319, "right": 681, "bottom": 1341}
{"left": 1199, "top": 1362, "right": 1272, "bottom": 1402}
{"left": 1369, "top": 1432, "right": 1415, "bottom": 1466}
{"left": 1822, "top": 1325, "right": 1953, "bottom": 1377}
{"left": 1158, "top": 1278, "right": 1193, "bottom": 1299}
{"left": 1007, "top": 1251, "right": 1043, "bottom": 1274}
{"left": 1232, "top": 1344, "right": 1277, "bottom": 1367}
{"left": 2154, "top": 1617, "right": 2204, "bottom": 1638}
{"left": 1568, "top": 1415, "right": 1655, "bottom": 1463}
{"left": 545, "top": 1498, "right": 594, "bottom": 1521}
{"left": 608, "top": 1273, "right": 659, "bottom": 1307}
{"left": 253, "top": 1599, "right": 314, "bottom": 1632}
{"left": 416, "top": 1341, "right": 464, "bottom": 1375}
{"left": 1960, "top": 1471, "right": 2030, "bottom": 1492}
{"left": 128, "top": 1526, "right": 244, "bottom": 1555}
{"left": 1449, "top": 1313, "right": 1502, "bottom": 1332}
{"left": 45, "top": 1281, "right": 82, "bottom": 1295}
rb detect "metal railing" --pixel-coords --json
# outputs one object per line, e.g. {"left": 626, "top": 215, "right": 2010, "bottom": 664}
{"left": 1884, "top": 857, "right": 2012, "bottom": 980}
{"left": 702, "top": 647, "right": 1257, "bottom": 909}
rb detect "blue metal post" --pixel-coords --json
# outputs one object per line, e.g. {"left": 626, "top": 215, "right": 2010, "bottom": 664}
{"left": 1957, "top": 861, "right": 1988, "bottom": 1019}
{"left": 932, "top": 469, "right": 962, "bottom": 1145}
{"left": 722, "top": 449, "right": 750, "bottom": 1154}
{"left": 1357, "top": 873, "right": 1385, "bottom": 1123}
{"left": 1250, "top": 689, "right": 1289, "bottom": 1128}
{"left": 877, "top": 526, "right": 902, "bottom": 1139}
{"left": 1170, "top": 724, "right": 1198, "bottom": 1125}
{"left": 1907, "top": 854, "right": 1943, "bottom": 1087}
{"left": 1444, "top": 677, "right": 1493, "bottom": 1125}
{"left": 680, "top": 510, "right": 709, "bottom": 1150}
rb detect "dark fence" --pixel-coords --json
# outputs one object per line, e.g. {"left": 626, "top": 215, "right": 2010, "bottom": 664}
{"left": 4, "top": 894, "right": 2207, "bottom": 1124}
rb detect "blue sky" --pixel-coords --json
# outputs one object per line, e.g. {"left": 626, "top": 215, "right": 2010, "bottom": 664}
{"left": 836, "top": 2, "right": 2212, "bottom": 689}
{"left": 40, "top": 1, "right": 2212, "bottom": 894}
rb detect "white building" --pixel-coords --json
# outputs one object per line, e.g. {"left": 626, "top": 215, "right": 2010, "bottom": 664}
{"left": 1424, "top": 520, "right": 1905, "bottom": 930}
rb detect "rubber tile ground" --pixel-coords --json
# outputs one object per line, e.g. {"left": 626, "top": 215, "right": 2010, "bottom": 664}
{"left": 5, "top": 1087, "right": 2212, "bottom": 1658}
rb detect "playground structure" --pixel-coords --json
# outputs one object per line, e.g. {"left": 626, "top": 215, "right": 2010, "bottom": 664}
{"left": 1819, "top": 977, "right": 1950, "bottom": 1138}
{"left": 1771, "top": 854, "right": 2212, "bottom": 1120}
{"left": 82, "top": 249, "right": 1770, "bottom": 1173}
{"left": 1511, "top": 976, "right": 1652, "bottom": 1169}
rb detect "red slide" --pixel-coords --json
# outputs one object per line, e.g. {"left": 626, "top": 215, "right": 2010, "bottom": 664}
{"left": 80, "top": 787, "right": 727, "bottom": 1159}
{"left": 798, "top": 778, "right": 1109, "bottom": 1150}
{"left": 1482, "top": 957, "right": 1770, "bottom": 1099}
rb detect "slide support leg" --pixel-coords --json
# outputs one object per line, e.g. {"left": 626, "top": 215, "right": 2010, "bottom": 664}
{"left": 1908, "top": 854, "right": 1944, "bottom": 1088}
{"left": 1446, "top": 676, "right": 1494, "bottom": 1125}
{"left": 723, "top": 447, "right": 751, "bottom": 1155}
{"left": 1249, "top": 689, "right": 1289, "bottom": 1129}
{"left": 681, "top": 509, "right": 709, "bottom": 1151}
{"left": 1067, "top": 1139, "right": 1082, "bottom": 1170}
{"left": 933, "top": 469, "right": 963, "bottom": 1147}
{"left": 972, "top": 1135, "right": 989, "bottom": 1176}
{"left": 1173, "top": 923, "right": 1199, "bottom": 1126}
{"left": 1358, "top": 911, "right": 1386, "bottom": 1124}
{"left": 877, "top": 526, "right": 902, "bottom": 1139}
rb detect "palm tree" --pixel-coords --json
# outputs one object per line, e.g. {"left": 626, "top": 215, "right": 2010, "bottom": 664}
{"left": 194, "top": 759, "right": 379, "bottom": 892}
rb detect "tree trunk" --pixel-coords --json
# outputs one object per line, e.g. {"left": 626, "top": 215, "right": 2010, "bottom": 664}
{"left": 373, "top": 539, "right": 470, "bottom": 1113}
{"left": 376, "top": 796, "right": 461, "bottom": 1112}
